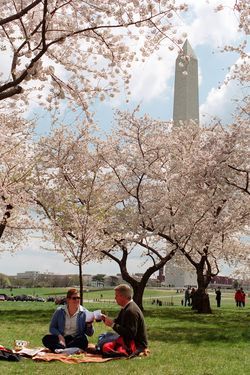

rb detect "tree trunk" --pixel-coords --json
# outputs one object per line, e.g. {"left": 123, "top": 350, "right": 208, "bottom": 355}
{"left": 0, "top": 222, "right": 6, "bottom": 239}
{"left": 78, "top": 263, "right": 83, "bottom": 305}
{"left": 102, "top": 243, "right": 175, "bottom": 312}
{"left": 0, "top": 203, "right": 13, "bottom": 239}
{"left": 132, "top": 282, "right": 147, "bottom": 311}
{"left": 193, "top": 267, "right": 212, "bottom": 314}
{"left": 117, "top": 269, "right": 148, "bottom": 311}
{"left": 192, "top": 287, "right": 211, "bottom": 314}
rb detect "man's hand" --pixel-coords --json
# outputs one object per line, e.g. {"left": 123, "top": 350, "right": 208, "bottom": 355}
{"left": 58, "top": 335, "right": 66, "bottom": 347}
{"left": 102, "top": 315, "right": 114, "bottom": 327}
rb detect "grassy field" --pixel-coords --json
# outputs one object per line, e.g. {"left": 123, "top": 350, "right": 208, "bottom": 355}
{"left": 0, "top": 286, "right": 178, "bottom": 298}
{"left": 0, "top": 289, "right": 249, "bottom": 374}
{"left": 0, "top": 286, "right": 246, "bottom": 306}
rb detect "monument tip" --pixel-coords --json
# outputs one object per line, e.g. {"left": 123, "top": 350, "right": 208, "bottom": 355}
{"left": 182, "top": 39, "right": 197, "bottom": 59}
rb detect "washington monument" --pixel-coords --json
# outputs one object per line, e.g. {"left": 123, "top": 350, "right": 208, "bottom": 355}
{"left": 173, "top": 40, "right": 199, "bottom": 125}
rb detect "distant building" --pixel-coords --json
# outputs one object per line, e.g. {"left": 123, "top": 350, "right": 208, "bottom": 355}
{"left": 165, "top": 263, "right": 197, "bottom": 288}
{"left": 82, "top": 274, "right": 93, "bottom": 285}
{"left": 103, "top": 275, "right": 120, "bottom": 287}
{"left": 16, "top": 271, "right": 40, "bottom": 280}
{"left": 209, "top": 275, "right": 234, "bottom": 288}
{"left": 157, "top": 267, "right": 165, "bottom": 283}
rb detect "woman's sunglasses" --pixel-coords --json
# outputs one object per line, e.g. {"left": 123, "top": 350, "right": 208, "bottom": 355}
{"left": 71, "top": 296, "right": 80, "bottom": 300}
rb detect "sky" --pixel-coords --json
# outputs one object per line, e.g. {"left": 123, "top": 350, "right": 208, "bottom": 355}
{"left": 0, "top": 0, "right": 248, "bottom": 276}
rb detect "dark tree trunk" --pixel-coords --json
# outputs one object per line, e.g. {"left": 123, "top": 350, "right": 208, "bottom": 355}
{"left": 193, "top": 265, "right": 212, "bottom": 314}
{"left": 192, "top": 288, "right": 211, "bottom": 314}
{"left": 118, "top": 272, "right": 147, "bottom": 311}
{"left": 0, "top": 222, "right": 6, "bottom": 239}
{"left": 131, "top": 281, "right": 147, "bottom": 311}
{"left": 78, "top": 263, "right": 83, "bottom": 306}
{"left": 0, "top": 202, "right": 13, "bottom": 239}
{"left": 102, "top": 241, "right": 177, "bottom": 311}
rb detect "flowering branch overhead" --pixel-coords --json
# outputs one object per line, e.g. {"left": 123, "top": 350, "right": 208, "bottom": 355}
{"left": 0, "top": 0, "right": 188, "bottom": 111}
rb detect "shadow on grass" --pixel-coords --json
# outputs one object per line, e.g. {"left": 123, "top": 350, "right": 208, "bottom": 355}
{"left": 144, "top": 306, "right": 250, "bottom": 324}
{"left": 1, "top": 305, "right": 250, "bottom": 346}
{"left": 144, "top": 307, "right": 250, "bottom": 345}
{"left": 0, "top": 304, "right": 120, "bottom": 326}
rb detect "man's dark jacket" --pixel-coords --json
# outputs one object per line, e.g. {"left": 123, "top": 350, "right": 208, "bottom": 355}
{"left": 113, "top": 301, "right": 148, "bottom": 349}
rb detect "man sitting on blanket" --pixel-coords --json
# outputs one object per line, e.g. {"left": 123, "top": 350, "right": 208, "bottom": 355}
{"left": 101, "top": 284, "right": 148, "bottom": 356}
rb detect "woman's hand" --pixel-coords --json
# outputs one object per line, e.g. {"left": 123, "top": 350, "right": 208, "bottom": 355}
{"left": 58, "top": 334, "right": 66, "bottom": 347}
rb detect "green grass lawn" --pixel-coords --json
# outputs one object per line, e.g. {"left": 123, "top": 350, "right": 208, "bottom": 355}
{"left": 0, "top": 291, "right": 250, "bottom": 375}
{"left": 0, "top": 286, "right": 178, "bottom": 298}
{"left": 0, "top": 286, "right": 245, "bottom": 306}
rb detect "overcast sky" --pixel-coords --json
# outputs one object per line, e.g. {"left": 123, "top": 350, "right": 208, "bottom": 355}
{"left": 0, "top": 0, "right": 247, "bottom": 276}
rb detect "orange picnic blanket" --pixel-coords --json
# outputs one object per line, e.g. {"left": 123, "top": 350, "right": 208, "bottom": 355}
{"left": 33, "top": 352, "right": 116, "bottom": 364}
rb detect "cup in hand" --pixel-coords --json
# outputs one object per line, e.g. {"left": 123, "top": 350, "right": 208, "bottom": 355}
{"left": 94, "top": 310, "right": 102, "bottom": 322}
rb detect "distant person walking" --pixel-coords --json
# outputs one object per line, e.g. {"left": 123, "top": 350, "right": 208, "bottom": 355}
{"left": 215, "top": 287, "right": 222, "bottom": 307}
{"left": 235, "top": 289, "right": 242, "bottom": 307}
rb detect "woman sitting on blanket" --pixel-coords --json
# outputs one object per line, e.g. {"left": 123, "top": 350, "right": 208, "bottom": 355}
{"left": 42, "top": 288, "right": 94, "bottom": 352}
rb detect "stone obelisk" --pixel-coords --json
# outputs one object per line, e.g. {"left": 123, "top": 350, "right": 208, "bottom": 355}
{"left": 173, "top": 40, "right": 199, "bottom": 125}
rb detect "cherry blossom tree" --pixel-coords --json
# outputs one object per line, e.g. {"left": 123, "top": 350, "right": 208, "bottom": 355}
{"left": 211, "top": 2, "right": 250, "bottom": 287}
{"left": 32, "top": 124, "right": 111, "bottom": 302}
{"left": 161, "top": 120, "right": 250, "bottom": 313}
{"left": 1, "top": 0, "right": 247, "bottom": 307}
{"left": 97, "top": 112, "right": 178, "bottom": 309}
{"left": 222, "top": 121, "right": 250, "bottom": 196}
{"left": 99, "top": 111, "right": 250, "bottom": 312}
{"left": 0, "top": 113, "right": 35, "bottom": 252}
{"left": 1, "top": 1, "right": 247, "bottom": 111}
{"left": 28, "top": 116, "right": 179, "bottom": 306}
{"left": 30, "top": 115, "right": 179, "bottom": 309}
{"left": 220, "top": 7, "right": 249, "bottom": 198}
{"left": 29, "top": 108, "right": 249, "bottom": 311}
{"left": 0, "top": 0, "right": 189, "bottom": 114}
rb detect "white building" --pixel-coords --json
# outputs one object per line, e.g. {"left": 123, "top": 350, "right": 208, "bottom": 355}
{"left": 16, "top": 271, "right": 40, "bottom": 280}
{"left": 165, "top": 263, "right": 197, "bottom": 288}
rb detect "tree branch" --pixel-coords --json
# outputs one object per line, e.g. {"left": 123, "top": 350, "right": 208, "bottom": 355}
{"left": 0, "top": 0, "right": 42, "bottom": 26}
